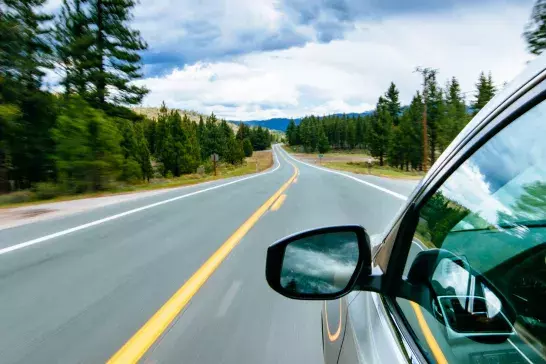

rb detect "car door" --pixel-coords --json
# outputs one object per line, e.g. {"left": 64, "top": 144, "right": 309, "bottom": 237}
{"left": 341, "top": 60, "right": 546, "bottom": 364}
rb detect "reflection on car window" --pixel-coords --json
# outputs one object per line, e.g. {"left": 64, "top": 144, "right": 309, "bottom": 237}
{"left": 399, "top": 99, "right": 546, "bottom": 363}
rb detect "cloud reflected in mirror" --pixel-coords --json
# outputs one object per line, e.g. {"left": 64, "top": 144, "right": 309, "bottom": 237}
{"left": 280, "top": 231, "right": 359, "bottom": 295}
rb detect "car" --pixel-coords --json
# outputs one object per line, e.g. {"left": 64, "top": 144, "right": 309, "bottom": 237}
{"left": 265, "top": 54, "right": 546, "bottom": 364}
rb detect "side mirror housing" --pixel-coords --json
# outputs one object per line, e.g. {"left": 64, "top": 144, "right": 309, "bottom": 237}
{"left": 266, "top": 225, "right": 371, "bottom": 300}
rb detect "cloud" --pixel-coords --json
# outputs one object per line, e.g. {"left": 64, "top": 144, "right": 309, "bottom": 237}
{"left": 132, "top": 0, "right": 315, "bottom": 76}
{"left": 136, "top": 1, "right": 534, "bottom": 120}
{"left": 133, "top": 0, "right": 530, "bottom": 76}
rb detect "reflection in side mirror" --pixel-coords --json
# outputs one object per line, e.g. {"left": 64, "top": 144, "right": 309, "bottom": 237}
{"left": 266, "top": 225, "right": 371, "bottom": 300}
{"left": 407, "top": 249, "right": 516, "bottom": 343}
{"left": 432, "top": 257, "right": 513, "bottom": 338}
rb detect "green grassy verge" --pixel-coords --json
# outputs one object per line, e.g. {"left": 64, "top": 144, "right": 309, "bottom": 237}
{"left": 322, "top": 162, "right": 424, "bottom": 180}
{"left": 0, "top": 151, "right": 273, "bottom": 209}
{"left": 281, "top": 145, "right": 370, "bottom": 158}
{"left": 282, "top": 145, "right": 423, "bottom": 180}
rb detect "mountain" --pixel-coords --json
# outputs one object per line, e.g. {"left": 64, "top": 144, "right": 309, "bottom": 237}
{"left": 230, "top": 111, "right": 374, "bottom": 132}
{"left": 232, "top": 118, "right": 301, "bottom": 132}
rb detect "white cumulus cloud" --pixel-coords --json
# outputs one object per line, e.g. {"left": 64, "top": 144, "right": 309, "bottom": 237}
{"left": 137, "top": 1, "right": 534, "bottom": 120}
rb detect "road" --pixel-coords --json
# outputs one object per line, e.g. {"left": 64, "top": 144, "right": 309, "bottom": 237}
{"left": 0, "top": 144, "right": 416, "bottom": 363}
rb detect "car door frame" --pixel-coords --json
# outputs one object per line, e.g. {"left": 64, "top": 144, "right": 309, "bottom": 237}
{"left": 371, "top": 63, "right": 546, "bottom": 362}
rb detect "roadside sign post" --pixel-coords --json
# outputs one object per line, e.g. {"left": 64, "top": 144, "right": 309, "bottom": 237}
{"left": 211, "top": 153, "right": 219, "bottom": 176}
{"left": 318, "top": 154, "right": 324, "bottom": 165}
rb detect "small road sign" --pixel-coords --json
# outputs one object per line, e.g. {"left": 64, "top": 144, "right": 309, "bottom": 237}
{"left": 211, "top": 154, "right": 219, "bottom": 176}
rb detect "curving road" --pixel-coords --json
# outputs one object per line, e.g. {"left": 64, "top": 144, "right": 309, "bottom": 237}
{"left": 0, "top": 145, "right": 416, "bottom": 363}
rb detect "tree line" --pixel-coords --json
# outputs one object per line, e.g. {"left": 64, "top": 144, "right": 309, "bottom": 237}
{"left": 286, "top": 72, "right": 496, "bottom": 170}
{"left": 0, "top": 0, "right": 271, "bottom": 195}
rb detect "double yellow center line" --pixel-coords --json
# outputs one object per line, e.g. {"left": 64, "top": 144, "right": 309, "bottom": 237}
{"left": 108, "top": 154, "right": 298, "bottom": 363}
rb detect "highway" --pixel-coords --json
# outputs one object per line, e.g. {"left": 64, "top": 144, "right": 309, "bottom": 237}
{"left": 0, "top": 145, "right": 417, "bottom": 363}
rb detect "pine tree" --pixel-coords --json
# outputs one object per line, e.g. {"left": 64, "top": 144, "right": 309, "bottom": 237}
{"left": 88, "top": 0, "right": 148, "bottom": 106}
{"left": 179, "top": 114, "right": 200, "bottom": 173}
{"left": 369, "top": 97, "right": 392, "bottom": 166}
{"left": 1, "top": 0, "right": 53, "bottom": 90}
{"left": 236, "top": 121, "right": 251, "bottom": 141}
{"left": 204, "top": 112, "right": 223, "bottom": 159}
{"left": 440, "top": 77, "right": 468, "bottom": 152}
{"left": 385, "top": 82, "right": 401, "bottom": 126}
{"left": 225, "top": 137, "right": 244, "bottom": 165}
{"left": 0, "top": 0, "right": 57, "bottom": 190}
{"left": 117, "top": 118, "right": 142, "bottom": 181}
{"left": 134, "top": 121, "right": 152, "bottom": 181}
{"left": 286, "top": 119, "right": 297, "bottom": 145}
{"left": 403, "top": 92, "right": 424, "bottom": 170}
{"left": 53, "top": 97, "right": 122, "bottom": 191}
{"left": 243, "top": 138, "right": 253, "bottom": 157}
{"left": 425, "top": 74, "right": 445, "bottom": 165}
{"left": 197, "top": 115, "right": 206, "bottom": 159}
{"left": 317, "top": 125, "right": 330, "bottom": 154}
{"left": 346, "top": 118, "right": 356, "bottom": 149}
{"left": 473, "top": 72, "right": 496, "bottom": 114}
{"left": 524, "top": 0, "right": 546, "bottom": 55}
{"left": 55, "top": 0, "right": 94, "bottom": 96}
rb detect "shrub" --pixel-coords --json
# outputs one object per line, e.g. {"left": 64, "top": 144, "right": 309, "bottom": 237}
{"left": 121, "top": 158, "right": 143, "bottom": 184}
{"left": 34, "top": 182, "right": 66, "bottom": 200}
{"left": 0, "top": 191, "right": 35, "bottom": 205}
{"left": 243, "top": 138, "right": 253, "bottom": 157}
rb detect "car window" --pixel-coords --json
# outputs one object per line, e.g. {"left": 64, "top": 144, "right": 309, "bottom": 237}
{"left": 397, "top": 98, "right": 546, "bottom": 364}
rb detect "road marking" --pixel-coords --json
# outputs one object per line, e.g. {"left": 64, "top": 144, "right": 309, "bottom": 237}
{"left": 324, "top": 300, "right": 342, "bottom": 341}
{"left": 508, "top": 339, "right": 533, "bottom": 364}
{"left": 270, "top": 194, "right": 287, "bottom": 211}
{"left": 108, "top": 150, "right": 298, "bottom": 364}
{"left": 409, "top": 301, "right": 448, "bottom": 364}
{"left": 408, "top": 241, "right": 449, "bottom": 364}
{"left": 216, "top": 280, "right": 242, "bottom": 318}
{"left": 0, "top": 150, "right": 282, "bottom": 256}
{"left": 280, "top": 148, "right": 407, "bottom": 201}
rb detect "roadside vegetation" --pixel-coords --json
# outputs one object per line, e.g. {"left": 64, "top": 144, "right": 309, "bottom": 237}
{"left": 283, "top": 146, "right": 424, "bottom": 179}
{"left": 322, "top": 162, "right": 424, "bottom": 180}
{"left": 0, "top": 0, "right": 276, "bottom": 206}
{"left": 0, "top": 151, "right": 273, "bottom": 208}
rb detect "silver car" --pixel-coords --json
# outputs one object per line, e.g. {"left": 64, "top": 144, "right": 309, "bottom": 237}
{"left": 266, "top": 54, "right": 546, "bottom": 364}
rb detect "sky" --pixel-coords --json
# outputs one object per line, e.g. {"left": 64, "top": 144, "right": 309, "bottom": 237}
{"left": 46, "top": 0, "right": 537, "bottom": 120}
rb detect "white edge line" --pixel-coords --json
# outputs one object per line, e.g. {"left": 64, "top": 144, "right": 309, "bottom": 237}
{"left": 280, "top": 148, "right": 407, "bottom": 201}
{"left": 508, "top": 339, "right": 533, "bottom": 364}
{"left": 0, "top": 147, "right": 283, "bottom": 256}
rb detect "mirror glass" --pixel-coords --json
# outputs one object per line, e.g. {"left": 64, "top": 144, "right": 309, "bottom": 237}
{"left": 280, "top": 231, "right": 359, "bottom": 295}
{"left": 431, "top": 257, "right": 513, "bottom": 336}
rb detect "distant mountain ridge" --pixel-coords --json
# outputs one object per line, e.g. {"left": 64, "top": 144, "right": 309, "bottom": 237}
{"left": 230, "top": 111, "right": 374, "bottom": 132}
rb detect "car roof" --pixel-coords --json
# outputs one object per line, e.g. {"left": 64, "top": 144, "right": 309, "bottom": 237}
{"left": 424, "top": 53, "right": 546, "bottom": 185}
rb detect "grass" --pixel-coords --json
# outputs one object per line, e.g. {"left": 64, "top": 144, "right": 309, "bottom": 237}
{"left": 0, "top": 150, "right": 273, "bottom": 209}
{"left": 282, "top": 145, "right": 423, "bottom": 180}
{"left": 282, "top": 145, "right": 370, "bottom": 158}
{"left": 322, "top": 162, "right": 424, "bottom": 180}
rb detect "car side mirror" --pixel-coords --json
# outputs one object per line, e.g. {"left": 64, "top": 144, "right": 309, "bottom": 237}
{"left": 266, "top": 225, "right": 371, "bottom": 300}
{"left": 406, "top": 249, "right": 516, "bottom": 343}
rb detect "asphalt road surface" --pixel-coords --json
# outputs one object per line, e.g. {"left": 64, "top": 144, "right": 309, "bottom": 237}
{"left": 0, "top": 145, "right": 417, "bottom": 363}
